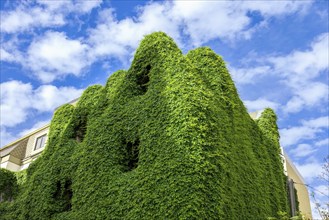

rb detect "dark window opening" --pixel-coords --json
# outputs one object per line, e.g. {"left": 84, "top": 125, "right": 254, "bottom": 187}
{"left": 136, "top": 64, "right": 151, "bottom": 94}
{"left": 53, "top": 180, "right": 73, "bottom": 212}
{"left": 74, "top": 119, "right": 87, "bottom": 143}
{"left": 123, "top": 139, "right": 140, "bottom": 171}
{"left": 287, "top": 178, "right": 298, "bottom": 217}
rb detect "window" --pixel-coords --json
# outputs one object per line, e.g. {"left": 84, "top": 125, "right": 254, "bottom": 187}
{"left": 34, "top": 134, "right": 47, "bottom": 150}
{"left": 122, "top": 138, "right": 140, "bottom": 172}
{"left": 53, "top": 180, "right": 73, "bottom": 212}
{"left": 136, "top": 64, "right": 151, "bottom": 94}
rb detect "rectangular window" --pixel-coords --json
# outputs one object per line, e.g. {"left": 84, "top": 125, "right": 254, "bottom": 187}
{"left": 34, "top": 134, "right": 47, "bottom": 150}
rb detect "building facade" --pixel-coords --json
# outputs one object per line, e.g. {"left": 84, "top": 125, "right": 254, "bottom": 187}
{"left": 0, "top": 111, "right": 312, "bottom": 219}
{"left": 0, "top": 125, "right": 49, "bottom": 172}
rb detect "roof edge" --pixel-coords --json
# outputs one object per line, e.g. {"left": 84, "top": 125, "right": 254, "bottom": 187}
{"left": 1, "top": 124, "right": 50, "bottom": 150}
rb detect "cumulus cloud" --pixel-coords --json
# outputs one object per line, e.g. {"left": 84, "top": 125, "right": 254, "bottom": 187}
{"left": 280, "top": 116, "right": 328, "bottom": 147}
{"left": 37, "top": 0, "right": 102, "bottom": 13}
{"left": 269, "top": 33, "right": 329, "bottom": 85}
{"left": 0, "top": 48, "right": 17, "bottom": 62}
{"left": 85, "top": 0, "right": 313, "bottom": 77}
{"left": 243, "top": 98, "right": 280, "bottom": 112}
{"left": 280, "top": 126, "right": 319, "bottom": 147}
{"left": 269, "top": 33, "right": 329, "bottom": 114}
{"left": 230, "top": 65, "right": 271, "bottom": 84}
{"left": 0, "top": 81, "right": 33, "bottom": 127}
{"left": 0, "top": 36, "right": 24, "bottom": 63}
{"left": 0, "top": 0, "right": 101, "bottom": 33}
{"left": 1, "top": 5, "right": 65, "bottom": 33}
{"left": 0, "top": 127, "right": 18, "bottom": 147}
{"left": 241, "top": 1, "right": 311, "bottom": 16}
{"left": 170, "top": 1, "right": 311, "bottom": 45}
{"left": 232, "top": 33, "right": 328, "bottom": 85}
{"left": 26, "top": 31, "right": 90, "bottom": 82}
{"left": 88, "top": 3, "right": 181, "bottom": 61}
{"left": 284, "top": 82, "right": 328, "bottom": 113}
{"left": 0, "top": 80, "right": 83, "bottom": 128}
{"left": 32, "top": 85, "right": 83, "bottom": 111}
{"left": 302, "top": 116, "right": 329, "bottom": 128}
{"left": 171, "top": 1, "right": 249, "bottom": 45}
{"left": 1, "top": 0, "right": 315, "bottom": 82}
{"left": 295, "top": 161, "right": 322, "bottom": 183}
{"left": 87, "top": 0, "right": 311, "bottom": 59}
{"left": 290, "top": 144, "right": 317, "bottom": 158}
{"left": 315, "top": 138, "right": 329, "bottom": 147}
{"left": 231, "top": 32, "right": 328, "bottom": 114}
{"left": 19, "top": 120, "right": 50, "bottom": 137}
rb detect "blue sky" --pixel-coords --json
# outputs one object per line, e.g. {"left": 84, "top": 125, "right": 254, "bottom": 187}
{"left": 0, "top": 0, "right": 328, "bottom": 218}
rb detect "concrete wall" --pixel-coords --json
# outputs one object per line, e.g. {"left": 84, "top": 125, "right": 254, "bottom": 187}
{"left": 285, "top": 154, "right": 313, "bottom": 219}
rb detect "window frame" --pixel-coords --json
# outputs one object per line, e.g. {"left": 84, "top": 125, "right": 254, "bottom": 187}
{"left": 34, "top": 134, "right": 47, "bottom": 150}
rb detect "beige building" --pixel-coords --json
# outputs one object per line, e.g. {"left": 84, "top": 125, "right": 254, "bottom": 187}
{"left": 285, "top": 153, "right": 313, "bottom": 219}
{"left": 0, "top": 110, "right": 312, "bottom": 219}
{"left": 0, "top": 124, "right": 49, "bottom": 171}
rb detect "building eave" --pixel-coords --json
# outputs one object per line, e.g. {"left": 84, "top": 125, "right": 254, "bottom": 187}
{"left": 1, "top": 124, "right": 50, "bottom": 150}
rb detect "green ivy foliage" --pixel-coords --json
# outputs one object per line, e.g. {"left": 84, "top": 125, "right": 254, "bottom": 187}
{"left": 0, "top": 168, "right": 18, "bottom": 201}
{"left": 257, "top": 109, "right": 290, "bottom": 216}
{"left": 0, "top": 168, "right": 18, "bottom": 219}
{"left": 0, "top": 32, "right": 291, "bottom": 219}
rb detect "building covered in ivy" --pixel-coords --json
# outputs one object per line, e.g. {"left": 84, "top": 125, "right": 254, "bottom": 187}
{"left": 0, "top": 32, "right": 312, "bottom": 219}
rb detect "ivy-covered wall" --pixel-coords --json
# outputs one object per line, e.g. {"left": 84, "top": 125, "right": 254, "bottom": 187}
{"left": 0, "top": 32, "right": 290, "bottom": 219}
{"left": 0, "top": 168, "right": 18, "bottom": 201}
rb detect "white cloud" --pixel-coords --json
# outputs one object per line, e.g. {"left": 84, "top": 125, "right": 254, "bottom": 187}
{"left": 0, "top": 6, "right": 65, "bottom": 33}
{"left": 284, "top": 82, "right": 328, "bottom": 113}
{"left": 296, "top": 161, "right": 322, "bottom": 183}
{"left": 231, "top": 32, "right": 328, "bottom": 88}
{"left": 314, "top": 185, "right": 329, "bottom": 199}
{"left": 230, "top": 65, "right": 271, "bottom": 84}
{"left": 0, "top": 36, "right": 24, "bottom": 63}
{"left": 280, "top": 116, "right": 328, "bottom": 147}
{"left": 315, "top": 138, "right": 329, "bottom": 147}
{"left": 171, "top": 1, "right": 249, "bottom": 45}
{"left": 0, "top": 81, "right": 33, "bottom": 127}
{"left": 243, "top": 98, "right": 280, "bottom": 112}
{"left": 1, "top": 0, "right": 101, "bottom": 34}
{"left": 0, "top": 127, "right": 18, "bottom": 147}
{"left": 273, "top": 34, "right": 329, "bottom": 114}
{"left": 32, "top": 85, "right": 83, "bottom": 111}
{"left": 241, "top": 1, "right": 312, "bottom": 16}
{"left": 290, "top": 144, "right": 317, "bottom": 158}
{"left": 310, "top": 200, "right": 326, "bottom": 220}
{"left": 88, "top": 0, "right": 313, "bottom": 61}
{"left": 35, "top": 0, "right": 72, "bottom": 11}
{"left": 19, "top": 120, "right": 50, "bottom": 137}
{"left": 88, "top": 3, "right": 181, "bottom": 60}
{"left": 0, "top": 48, "right": 16, "bottom": 62}
{"left": 302, "top": 116, "right": 329, "bottom": 128}
{"left": 1, "top": 1, "right": 315, "bottom": 82}
{"left": 2, "top": 32, "right": 91, "bottom": 83}
{"left": 27, "top": 31, "right": 90, "bottom": 82}
{"left": 74, "top": 0, "right": 102, "bottom": 13}
{"left": 0, "top": 80, "right": 83, "bottom": 128}
{"left": 170, "top": 1, "right": 311, "bottom": 45}
{"left": 230, "top": 33, "right": 328, "bottom": 114}
{"left": 269, "top": 33, "right": 329, "bottom": 85}
{"left": 280, "top": 126, "right": 319, "bottom": 147}
{"left": 36, "top": 0, "right": 102, "bottom": 13}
